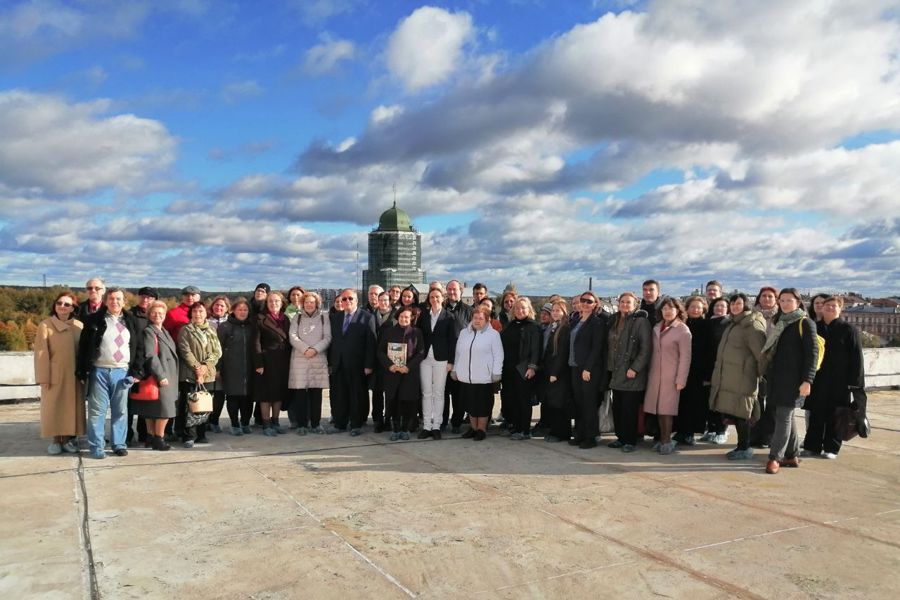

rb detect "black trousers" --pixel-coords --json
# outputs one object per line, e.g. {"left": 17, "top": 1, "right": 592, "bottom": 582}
{"left": 502, "top": 371, "right": 534, "bottom": 434}
{"left": 226, "top": 394, "right": 253, "bottom": 427}
{"left": 611, "top": 389, "right": 642, "bottom": 446}
{"left": 706, "top": 410, "right": 726, "bottom": 435}
{"left": 803, "top": 402, "right": 843, "bottom": 455}
{"left": 371, "top": 380, "right": 385, "bottom": 424}
{"left": 442, "top": 375, "right": 466, "bottom": 428}
{"left": 749, "top": 379, "right": 775, "bottom": 446}
{"left": 288, "top": 388, "right": 323, "bottom": 428}
{"left": 571, "top": 367, "right": 601, "bottom": 442}
{"left": 331, "top": 366, "right": 367, "bottom": 430}
{"left": 208, "top": 390, "right": 226, "bottom": 426}
{"left": 126, "top": 401, "right": 148, "bottom": 443}
{"left": 544, "top": 402, "right": 571, "bottom": 439}
{"left": 726, "top": 414, "right": 751, "bottom": 450}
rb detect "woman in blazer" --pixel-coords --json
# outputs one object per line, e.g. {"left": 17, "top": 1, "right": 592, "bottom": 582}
{"left": 288, "top": 292, "right": 332, "bottom": 435}
{"left": 500, "top": 297, "right": 542, "bottom": 440}
{"left": 34, "top": 291, "right": 84, "bottom": 455}
{"left": 643, "top": 297, "right": 692, "bottom": 455}
{"left": 254, "top": 292, "right": 291, "bottom": 436}
{"left": 378, "top": 306, "right": 426, "bottom": 441}
{"left": 135, "top": 300, "right": 178, "bottom": 451}
{"left": 539, "top": 301, "right": 572, "bottom": 443}
{"left": 417, "top": 287, "right": 457, "bottom": 439}
{"left": 761, "top": 288, "right": 819, "bottom": 474}
{"left": 568, "top": 291, "right": 609, "bottom": 449}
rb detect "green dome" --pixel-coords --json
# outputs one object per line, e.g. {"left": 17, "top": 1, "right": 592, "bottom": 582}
{"left": 377, "top": 202, "right": 413, "bottom": 231}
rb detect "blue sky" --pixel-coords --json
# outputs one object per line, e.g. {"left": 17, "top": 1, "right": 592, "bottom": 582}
{"left": 1, "top": 0, "right": 898, "bottom": 297}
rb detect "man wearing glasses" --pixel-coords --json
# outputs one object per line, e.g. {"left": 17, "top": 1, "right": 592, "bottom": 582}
{"left": 328, "top": 289, "right": 377, "bottom": 436}
{"left": 77, "top": 277, "right": 106, "bottom": 321}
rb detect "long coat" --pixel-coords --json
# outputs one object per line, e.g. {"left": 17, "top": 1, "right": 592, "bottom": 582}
{"left": 607, "top": 310, "right": 651, "bottom": 392}
{"left": 539, "top": 321, "right": 571, "bottom": 408}
{"left": 805, "top": 317, "right": 863, "bottom": 410}
{"left": 644, "top": 320, "right": 692, "bottom": 416}
{"left": 288, "top": 310, "right": 332, "bottom": 390}
{"left": 217, "top": 315, "right": 255, "bottom": 397}
{"left": 34, "top": 317, "right": 85, "bottom": 437}
{"left": 377, "top": 325, "right": 426, "bottom": 404}
{"left": 766, "top": 317, "right": 818, "bottom": 409}
{"left": 177, "top": 323, "right": 222, "bottom": 384}
{"left": 709, "top": 310, "right": 767, "bottom": 420}
{"left": 254, "top": 312, "right": 290, "bottom": 403}
{"left": 135, "top": 325, "right": 178, "bottom": 418}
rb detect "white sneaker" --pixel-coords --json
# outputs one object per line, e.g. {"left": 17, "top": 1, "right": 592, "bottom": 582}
{"left": 47, "top": 442, "right": 62, "bottom": 455}
{"left": 713, "top": 433, "right": 728, "bottom": 445}
{"left": 822, "top": 452, "right": 838, "bottom": 460}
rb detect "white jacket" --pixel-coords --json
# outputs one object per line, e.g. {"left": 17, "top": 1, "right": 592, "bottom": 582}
{"left": 454, "top": 324, "right": 503, "bottom": 384}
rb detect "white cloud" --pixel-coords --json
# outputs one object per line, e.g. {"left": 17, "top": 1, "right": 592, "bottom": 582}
{"left": 221, "top": 79, "right": 264, "bottom": 104}
{"left": 0, "top": 90, "right": 176, "bottom": 196}
{"left": 386, "top": 6, "right": 474, "bottom": 91}
{"left": 302, "top": 34, "right": 355, "bottom": 75}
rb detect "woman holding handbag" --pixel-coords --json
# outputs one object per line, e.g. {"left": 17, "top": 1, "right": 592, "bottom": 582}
{"left": 176, "top": 302, "right": 222, "bottom": 448}
{"left": 135, "top": 300, "right": 179, "bottom": 451}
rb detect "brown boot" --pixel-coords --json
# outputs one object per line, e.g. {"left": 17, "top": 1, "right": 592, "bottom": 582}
{"left": 766, "top": 459, "right": 780, "bottom": 474}
{"left": 780, "top": 457, "right": 801, "bottom": 468}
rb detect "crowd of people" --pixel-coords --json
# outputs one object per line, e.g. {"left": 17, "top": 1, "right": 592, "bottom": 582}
{"left": 33, "top": 277, "right": 867, "bottom": 474}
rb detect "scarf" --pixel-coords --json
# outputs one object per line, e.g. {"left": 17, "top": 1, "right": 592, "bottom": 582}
{"left": 400, "top": 325, "right": 418, "bottom": 358}
{"left": 761, "top": 308, "right": 805, "bottom": 355}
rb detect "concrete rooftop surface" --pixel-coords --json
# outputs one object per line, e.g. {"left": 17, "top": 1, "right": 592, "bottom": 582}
{"left": 1, "top": 393, "right": 899, "bottom": 600}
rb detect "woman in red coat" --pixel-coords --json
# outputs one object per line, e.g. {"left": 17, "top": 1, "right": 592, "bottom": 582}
{"left": 643, "top": 297, "right": 692, "bottom": 455}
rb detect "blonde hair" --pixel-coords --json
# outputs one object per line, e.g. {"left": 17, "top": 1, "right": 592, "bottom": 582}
{"left": 513, "top": 297, "right": 535, "bottom": 320}
{"left": 300, "top": 291, "right": 322, "bottom": 310}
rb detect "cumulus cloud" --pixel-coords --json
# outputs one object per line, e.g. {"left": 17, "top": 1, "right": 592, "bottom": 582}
{"left": 386, "top": 6, "right": 474, "bottom": 91}
{"left": 302, "top": 34, "right": 355, "bottom": 75}
{"left": 0, "top": 90, "right": 176, "bottom": 196}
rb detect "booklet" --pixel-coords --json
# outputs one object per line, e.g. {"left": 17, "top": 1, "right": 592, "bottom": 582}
{"left": 387, "top": 342, "right": 406, "bottom": 367}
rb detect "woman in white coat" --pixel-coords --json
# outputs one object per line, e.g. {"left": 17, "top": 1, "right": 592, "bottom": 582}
{"left": 452, "top": 306, "right": 504, "bottom": 441}
{"left": 288, "top": 292, "right": 332, "bottom": 434}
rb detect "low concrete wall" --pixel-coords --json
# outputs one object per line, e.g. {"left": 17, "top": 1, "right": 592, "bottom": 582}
{"left": 2, "top": 347, "right": 899, "bottom": 402}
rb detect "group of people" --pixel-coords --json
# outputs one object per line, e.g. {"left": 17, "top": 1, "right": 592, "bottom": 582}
{"left": 33, "top": 277, "right": 866, "bottom": 474}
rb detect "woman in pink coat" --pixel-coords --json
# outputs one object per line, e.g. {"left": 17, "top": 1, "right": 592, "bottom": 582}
{"left": 644, "top": 297, "right": 692, "bottom": 455}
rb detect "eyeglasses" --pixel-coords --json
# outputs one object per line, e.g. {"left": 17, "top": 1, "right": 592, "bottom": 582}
{"left": 340, "top": 297, "right": 354, "bottom": 302}
{"left": 55, "top": 301, "right": 73, "bottom": 307}
{"left": 85, "top": 286, "right": 104, "bottom": 291}
{"left": 580, "top": 298, "right": 595, "bottom": 304}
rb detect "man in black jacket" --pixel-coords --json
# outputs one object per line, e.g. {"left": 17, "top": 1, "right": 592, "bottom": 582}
{"left": 328, "top": 289, "right": 377, "bottom": 436}
{"left": 76, "top": 287, "right": 142, "bottom": 459}
{"left": 640, "top": 279, "right": 664, "bottom": 326}
{"left": 126, "top": 286, "right": 158, "bottom": 446}
{"left": 443, "top": 280, "right": 472, "bottom": 432}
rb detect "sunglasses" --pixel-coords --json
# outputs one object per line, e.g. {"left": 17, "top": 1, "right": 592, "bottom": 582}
{"left": 340, "top": 297, "right": 354, "bottom": 302}
{"left": 85, "top": 286, "right": 104, "bottom": 291}
{"left": 56, "top": 301, "right": 74, "bottom": 307}
{"left": 580, "top": 298, "right": 595, "bottom": 304}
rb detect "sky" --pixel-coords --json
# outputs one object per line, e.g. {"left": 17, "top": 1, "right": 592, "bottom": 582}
{"left": 1, "top": 0, "right": 899, "bottom": 297}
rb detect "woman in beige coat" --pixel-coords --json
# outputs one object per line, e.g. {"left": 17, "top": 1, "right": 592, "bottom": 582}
{"left": 288, "top": 292, "right": 331, "bottom": 434}
{"left": 643, "top": 297, "right": 692, "bottom": 455}
{"left": 34, "top": 291, "right": 85, "bottom": 454}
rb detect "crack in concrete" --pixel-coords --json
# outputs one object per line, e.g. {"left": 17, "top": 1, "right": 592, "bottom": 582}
{"left": 75, "top": 454, "right": 101, "bottom": 600}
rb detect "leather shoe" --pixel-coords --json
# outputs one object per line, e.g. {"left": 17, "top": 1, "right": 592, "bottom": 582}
{"left": 780, "top": 457, "right": 801, "bottom": 468}
{"left": 417, "top": 429, "right": 431, "bottom": 440}
{"left": 766, "top": 459, "right": 780, "bottom": 474}
{"left": 461, "top": 428, "right": 475, "bottom": 439}
{"left": 431, "top": 429, "right": 442, "bottom": 440}
{"left": 373, "top": 422, "right": 384, "bottom": 434}
{"left": 579, "top": 439, "right": 597, "bottom": 449}
{"left": 113, "top": 448, "right": 128, "bottom": 457}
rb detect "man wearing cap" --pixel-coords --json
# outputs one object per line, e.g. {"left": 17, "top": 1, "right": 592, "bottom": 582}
{"left": 163, "top": 286, "right": 201, "bottom": 341}
{"left": 127, "top": 286, "right": 159, "bottom": 446}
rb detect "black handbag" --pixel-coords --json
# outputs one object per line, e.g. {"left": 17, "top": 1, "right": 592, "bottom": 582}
{"left": 833, "top": 391, "right": 870, "bottom": 442}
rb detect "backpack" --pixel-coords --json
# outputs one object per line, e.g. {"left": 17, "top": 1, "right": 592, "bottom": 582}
{"left": 798, "top": 318, "right": 826, "bottom": 371}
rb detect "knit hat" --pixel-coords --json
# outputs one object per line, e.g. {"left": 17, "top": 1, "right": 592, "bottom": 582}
{"left": 255, "top": 282, "right": 271, "bottom": 294}
{"left": 181, "top": 285, "right": 200, "bottom": 295}
{"left": 541, "top": 302, "right": 553, "bottom": 314}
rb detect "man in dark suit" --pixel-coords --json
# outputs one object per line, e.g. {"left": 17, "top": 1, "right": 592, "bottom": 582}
{"left": 328, "top": 289, "right": 377, "bottom": 436}
{"left": 443, "top": 279, "right": 473, "bottom": 433}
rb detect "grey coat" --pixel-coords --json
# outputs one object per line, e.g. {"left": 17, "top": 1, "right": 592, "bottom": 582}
{"left": 135, "top": 325, "right": 178, "bottom": 418}
{"left": 607, "top": 310, "right": 652, "bottom": 392}
{"left": 709, "top": 310, "right": 766, "bottom": 420}
{"left": 288, "top": 310, "right": 332, "bottom": 389}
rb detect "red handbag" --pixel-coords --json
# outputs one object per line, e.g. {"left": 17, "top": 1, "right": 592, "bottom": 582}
{"left": 130, "top": 333, "right": 160, "bottom": 401}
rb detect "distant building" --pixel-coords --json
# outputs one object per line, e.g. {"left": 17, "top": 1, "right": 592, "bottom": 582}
{"left": 843, "top": 305, "right": 900, "bottom": 341}
{"left": 362, "top": 203, "right": 427, "bottom": 291}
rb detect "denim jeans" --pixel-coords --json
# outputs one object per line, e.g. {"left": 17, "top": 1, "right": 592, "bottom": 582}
{"left": 87, "top": 367, "right": 130, "bottom": 453}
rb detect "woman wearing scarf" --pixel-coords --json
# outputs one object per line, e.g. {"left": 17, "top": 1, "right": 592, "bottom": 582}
{"left": 378, "top": 306, "right": 425, "bottom": 441}
{"left": 709, "top": 293, "right": 767, "bottom": 460}
{"left": 500, "top": 297, "right": 542, "bottom": 440}
{"left": 254, "top": 292, "right": 291, "bottom": 436}
{"left": 176, "top": 302, "right": 222, "bottom": 448}
{"left": 760, "top": 288, "right": 819, "bottom": 474}
{"left": 643, "top": 297, "right": 692, "bottom": 455}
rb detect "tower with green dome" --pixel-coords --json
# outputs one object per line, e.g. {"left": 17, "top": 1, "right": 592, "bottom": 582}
{"left": 362, "top": 201, "right": 427, "bottom": 290}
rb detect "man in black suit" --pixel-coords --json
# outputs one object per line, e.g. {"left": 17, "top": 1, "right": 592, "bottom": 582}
{"left": 328, "top": 289, "right": 376, "bottom": 436}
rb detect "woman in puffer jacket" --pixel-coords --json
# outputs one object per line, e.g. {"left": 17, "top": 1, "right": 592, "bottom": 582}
{"left": 709, "top": 293, "right": 767, "bottom": 460}
{"left": 453, "top": 305, "right": 504, "bottom": 441}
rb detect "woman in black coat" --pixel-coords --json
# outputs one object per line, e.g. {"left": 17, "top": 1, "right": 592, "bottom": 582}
{"left": 254, "top": 292, "right": 290, "bottom": 436}
{"left": 378, "top": 307, "right": 425, "bottom": 441}
{"left": 674, "top": 296, "right": 713, "bottom": 445}
{"left": 568, "top": 291, "right": 609, "bottom": 449}
{"left": 539, "top": 301, "right": 572, "bottom": 443}
{"left": 500, "top": 297, "right": 542, "bottom": 440}
{"left": 803, "top": 295, "right": 864, "bottom": 459}
{"left": 217, "top": 297, "right": 255, "bottom": 435}
{"left": 761, "top": 288, "right": 819, "bottom": 474}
